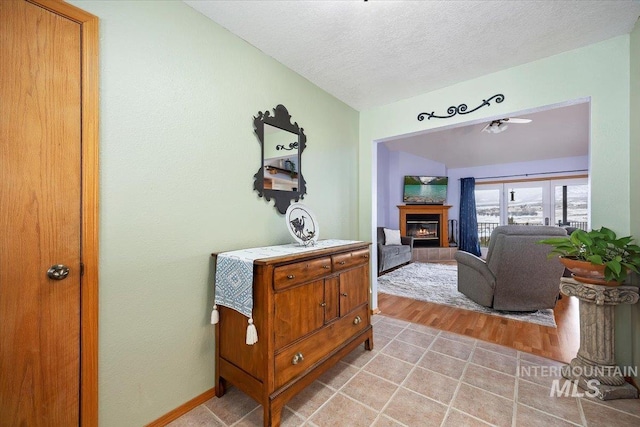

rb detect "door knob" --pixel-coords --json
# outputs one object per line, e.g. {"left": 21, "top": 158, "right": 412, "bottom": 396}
{"left": 47, "top": 264, "right": 70, "bottom": 280}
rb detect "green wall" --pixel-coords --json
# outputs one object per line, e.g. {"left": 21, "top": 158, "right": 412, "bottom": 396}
{"left": 359, "top": 36, "right": 635, "bottom": 364}
{"left": 70, "top": 1, "right": 359, "bottom": 425}
{"left": 64, "top": 1, "right": 640, "bottom": 422}
{"left": 629, "top": 18, "right": 640, "bottom": 380}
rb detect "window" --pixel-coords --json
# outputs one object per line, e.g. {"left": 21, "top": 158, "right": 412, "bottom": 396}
{"left": 475, "top": 177, "right": 589, "bottom": 246}
{"left": 553, "top": 180, "right": 588, "bottom": 230}
{"left": 475, "top": 186, "right": 500, "bottom": 246}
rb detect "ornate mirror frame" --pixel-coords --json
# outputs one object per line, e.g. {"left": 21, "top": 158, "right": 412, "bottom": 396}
{"left": 253, "top": 104, "right": 307, "bottom": 214}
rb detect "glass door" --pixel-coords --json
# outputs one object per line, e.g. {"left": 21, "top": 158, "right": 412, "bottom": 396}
{"left": 475, "top": 177, "right": 589, "bottom": 246}
{"left": 550, "top": 178, "right": 589, "bottom": 230}
{"left": 475, "top": 184, "right": 502, "bottom": 246}
{"left": 506, "top": 182, "right": 551, "bottom": 226}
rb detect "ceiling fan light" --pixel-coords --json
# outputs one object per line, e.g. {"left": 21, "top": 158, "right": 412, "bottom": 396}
{"left": 482, "top": 120, "right": 510, "bottom": 134}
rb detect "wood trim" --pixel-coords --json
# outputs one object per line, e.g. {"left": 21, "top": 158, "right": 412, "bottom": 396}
{"left": 28, "top": 1, "right": 100, "bottom": 425}
{"left": 79, "top": 11, "right": 100, "bottom": 427}
{"left": 28, "top": 0, "right": 93, "bottom": 22}
{"left": 371, "top": 307, "right": 381, "bottom": 315}
{"left": 478, "top": 174, "right": 588, "bottom": 186}
{"left": 145, "top": 388, "right": 217, "bottom": 427}
{"left": 398, "top": 205, "right": 452, "bottom": 247}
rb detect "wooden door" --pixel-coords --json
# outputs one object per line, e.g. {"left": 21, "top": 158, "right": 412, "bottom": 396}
{"left": 0, "top": 0, "right": 98, "bottom": 425}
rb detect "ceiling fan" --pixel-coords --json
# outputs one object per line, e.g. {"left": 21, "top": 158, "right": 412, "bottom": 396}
{"left": 481, "top": 117, "right": 532, "bottom": 134}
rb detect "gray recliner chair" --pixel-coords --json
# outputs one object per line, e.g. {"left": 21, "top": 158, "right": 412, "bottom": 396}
{"left": 454, "top": 225, "right": 567, "bottom": 311}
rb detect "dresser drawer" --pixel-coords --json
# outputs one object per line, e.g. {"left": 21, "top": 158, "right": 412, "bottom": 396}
{"left": 274, "top": 257, "right": 332, "bottom": 290}
{"left": 332, "top": 248, "right": 370, "bottom": 272}
{"left": 274, "top": 305, "right": 369, "bottom": 389}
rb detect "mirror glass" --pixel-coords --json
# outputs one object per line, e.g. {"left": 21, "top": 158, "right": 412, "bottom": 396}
{"left": 253, "top": 104, "right": 307, "bottom": 214}
{"left": 263, "top": 123, "right": 299, "bottom": 192}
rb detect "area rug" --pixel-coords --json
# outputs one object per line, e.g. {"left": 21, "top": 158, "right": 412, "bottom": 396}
{"left": 377, "top": 262, "right": 557, "bottom": 328}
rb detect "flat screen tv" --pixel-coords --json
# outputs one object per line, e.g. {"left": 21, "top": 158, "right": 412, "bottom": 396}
{"left": 403, "top": 176, "right": 448, "bottom": 204}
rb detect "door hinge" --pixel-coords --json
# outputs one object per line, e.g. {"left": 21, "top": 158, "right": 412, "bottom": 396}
{"left": 80, "top": 262, "right": 85, "bottom": 276}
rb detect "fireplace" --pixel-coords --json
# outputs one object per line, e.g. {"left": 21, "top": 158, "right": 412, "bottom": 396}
{"left": 398, "top": 205, "right": 452, "bottom": 247}
{"left": 406, "top": 214, "right": 439, "bottom": 246}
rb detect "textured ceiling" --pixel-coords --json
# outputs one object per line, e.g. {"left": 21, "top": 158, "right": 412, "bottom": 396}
{"left": 185, "top": 0, "right": 636, "bottom": 168}
{"left": 185, "top": 0, "right": 640, "bottom": 111}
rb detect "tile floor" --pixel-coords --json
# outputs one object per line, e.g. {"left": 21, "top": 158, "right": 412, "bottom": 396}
{"left": 168, "top": 315, "right": 640, "bottom": 427}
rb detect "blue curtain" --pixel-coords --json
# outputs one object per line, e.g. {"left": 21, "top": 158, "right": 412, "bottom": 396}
{"left": 459, "top": 177, "right": 481, "bottom": 256}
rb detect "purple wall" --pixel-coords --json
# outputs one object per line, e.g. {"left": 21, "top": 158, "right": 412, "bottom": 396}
{"left": 376, "top": 146, "right": 446, "bottom": 229}
{"left": 376, "top": 150, "right": 588, "bottom": 228}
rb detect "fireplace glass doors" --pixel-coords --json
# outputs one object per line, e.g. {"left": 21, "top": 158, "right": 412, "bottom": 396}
{"left": 406, "top": 214, "right": 439, "bottom": 246}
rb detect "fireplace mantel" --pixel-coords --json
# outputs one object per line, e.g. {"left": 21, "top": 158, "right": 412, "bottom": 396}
{"left": 398, "top": 205, "right": 452, "bottom": 247}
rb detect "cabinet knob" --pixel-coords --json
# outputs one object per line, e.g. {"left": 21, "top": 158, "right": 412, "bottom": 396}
{"left": 341, "top": 292, "right": 348, "bottom": 297}
{"left": 287, "top": 274, "right": 295, "bottom": 279}
{"left": 353, "top": 316, "right": 362, "bottom": 325}
{"left": 363, "top": 254, "right": 369, "bottom": 259}
{"left": 322, "top": 265, "right": 330, "bottom": 269}
{"left": 339, "top": 261, "right": 346, "bottom": 265}
{"left": 320, "top": 302, "right": 326, "bottom": 307}
{"left": 291, "top": 352, "right": 304, "bottom": 365}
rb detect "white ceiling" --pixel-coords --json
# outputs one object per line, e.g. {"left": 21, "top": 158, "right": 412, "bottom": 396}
{"left": 185, "top": 0, "right": 638, "bottom": 168}
{"left": 186, "top": 0, "right": 640, "bottom": 111}
{"left": 384, "top": 100, "right": 590, "bottom": 168}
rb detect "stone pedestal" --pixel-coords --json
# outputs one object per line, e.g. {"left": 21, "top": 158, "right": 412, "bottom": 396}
{"left": 560, "top": 278, "right": 639, "bottom": 400}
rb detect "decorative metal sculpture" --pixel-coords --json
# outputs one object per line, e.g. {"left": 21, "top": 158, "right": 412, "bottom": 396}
{"left": 276, "top": 142, "right": 298, "bottom": 151}
{"left": 417, "top": 94, "right": 505, "bottom": 121}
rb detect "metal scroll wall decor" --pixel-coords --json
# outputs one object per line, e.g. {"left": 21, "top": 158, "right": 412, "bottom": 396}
{"left": 417, "top": 94, "right": 505, "bottom": 121}
{"left": 253, "top": 104, "right": 307, "bottom": 214}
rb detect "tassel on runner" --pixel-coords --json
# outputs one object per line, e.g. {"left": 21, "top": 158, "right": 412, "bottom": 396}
{"left": 211, "top": 304, "right": 219, "bottom": 324}
{"left": 246, "top": 317, "right": 258, "bottom": 345}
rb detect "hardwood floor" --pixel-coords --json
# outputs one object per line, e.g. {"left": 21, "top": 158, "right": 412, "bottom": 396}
{"left": 377, "top": 290, "right": 580, "bottom": 363}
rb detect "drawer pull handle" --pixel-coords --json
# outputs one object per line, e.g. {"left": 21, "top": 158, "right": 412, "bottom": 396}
{"left": 341, "top": 292, "right": 348, "bottom": 297}
{"left": 339, "top": 261, "right": 346, "bottom": 265}
{"left": 353, "top": 316, "right": 362, "bottom": 325}
{"left": 322, "top": 265, "right": 330, "bottom": 269}
{"left": 287, "top": 274, "right": 295, "bottom": 279}
{"left": 363, "top": 254, "right": 369, "bottom": 259}
{"left": 320, "top": 302, "right": 326, "bottom": 307}
{"left": 292, "top": 352, "right": 304, "bottom": 365}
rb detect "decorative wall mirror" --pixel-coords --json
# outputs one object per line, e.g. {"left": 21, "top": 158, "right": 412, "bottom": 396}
{"left": 253, "top": 105, "right": 307, "bottom": 214}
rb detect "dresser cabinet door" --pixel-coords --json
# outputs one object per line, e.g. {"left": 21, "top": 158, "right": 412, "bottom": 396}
{"left": 339, "top": 264, "right": 369, "bottom": 315}
{"left": 274, "top": 279, "right": 325, "bottom": 349}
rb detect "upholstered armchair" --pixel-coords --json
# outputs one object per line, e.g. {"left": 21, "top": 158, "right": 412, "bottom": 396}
{"left": 454, "top": 225, "right": 567, "bottom": 311}
{"left": 377, "top": 227, "right": 414, "bottom": 274}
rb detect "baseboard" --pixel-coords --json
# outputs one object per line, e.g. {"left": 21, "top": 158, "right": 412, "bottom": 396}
{"left": 145, "top": 387, "right": 216, "bottom": 427}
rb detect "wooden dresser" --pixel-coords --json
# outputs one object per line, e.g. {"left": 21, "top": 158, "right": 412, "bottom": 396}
{"left": 213, "top": 241, "right": 373, "bottom": 427}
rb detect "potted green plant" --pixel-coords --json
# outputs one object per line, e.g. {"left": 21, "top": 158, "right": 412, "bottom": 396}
{"left": 539, "top": 226, "right": 640, "bottom": 285}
